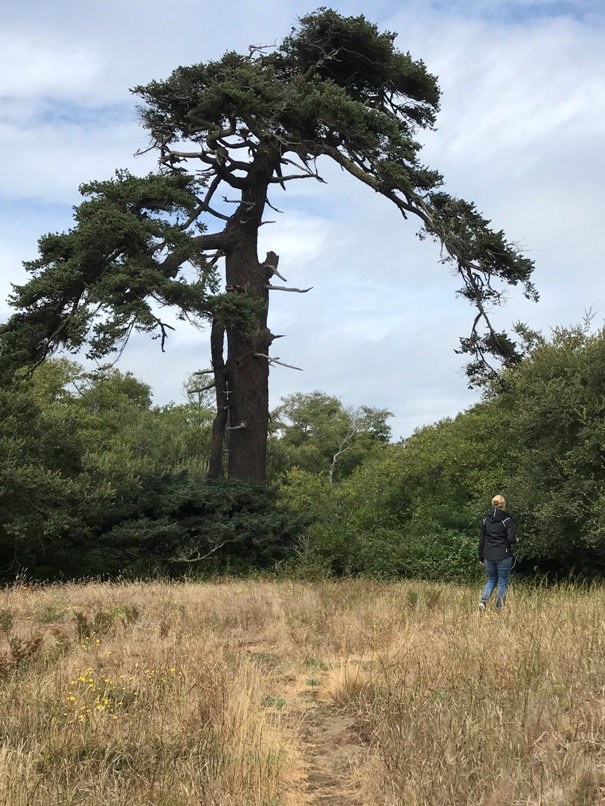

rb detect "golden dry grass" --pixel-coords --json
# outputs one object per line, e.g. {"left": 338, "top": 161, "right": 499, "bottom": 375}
{"left": 0, "top": 578, "right": 603, "bottom": 805}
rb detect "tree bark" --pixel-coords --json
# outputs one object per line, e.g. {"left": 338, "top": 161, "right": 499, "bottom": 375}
{"left": 223, "top": 245, "right": 273, "bottom": 481}
{"left": 208, "top": 319, "right": 228, "bottom": 479}
{"left": 220, "top": 149, "right": 278, "bottom": 482}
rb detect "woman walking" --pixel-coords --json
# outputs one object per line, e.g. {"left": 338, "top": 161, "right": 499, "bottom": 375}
{"left": 478, "top": 494, "right": 518, "bottom": 610}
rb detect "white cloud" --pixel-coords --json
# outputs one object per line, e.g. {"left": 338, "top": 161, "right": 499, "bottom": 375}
{"left": 0, "top": 34, "right": 103, "bottom": 98}
{"left": 0, "top": 116, "right": 148, "bottom": 203}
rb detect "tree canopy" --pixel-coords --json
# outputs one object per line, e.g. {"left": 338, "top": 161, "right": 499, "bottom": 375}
{"left": 1, "top": 8, "right": 536, "bottom": 481}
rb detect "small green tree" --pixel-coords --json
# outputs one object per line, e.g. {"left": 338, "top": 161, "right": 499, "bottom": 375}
{"left": 0, "top": 364, "right": 112, "bottom": 577}
{"left": 269, "top": 391, "right": 392, "bottom": 481}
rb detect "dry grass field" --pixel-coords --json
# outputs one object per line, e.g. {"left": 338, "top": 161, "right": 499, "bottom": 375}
{"left": 0, "top": 577, "right": 603, "bottom": 805}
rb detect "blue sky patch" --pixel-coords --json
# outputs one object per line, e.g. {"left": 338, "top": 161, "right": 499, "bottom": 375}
{"left": 36, "top": 98, "right": 135, "bottom": 128}
{"left": 427, "top": 0, "right": 603, "bottom": 23}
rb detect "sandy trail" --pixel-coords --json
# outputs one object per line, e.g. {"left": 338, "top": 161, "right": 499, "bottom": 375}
{"left": 246, "top": 641, "right": 372, "bottom": 805}
{"left": 298, "top": 691, "right": 366, "bottom": 805}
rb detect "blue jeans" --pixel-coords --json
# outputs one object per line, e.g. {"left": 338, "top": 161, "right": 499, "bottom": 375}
{"left": 481, "top": 556, "right": 512, "bottom": 608}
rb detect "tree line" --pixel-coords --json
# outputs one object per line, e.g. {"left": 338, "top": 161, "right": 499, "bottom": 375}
{"left": 0, "top": 360, "right": 388, "bottom": 579}
{"left": 1, "top": 321, "right": 604, "bottom": 581}
{"left": 279, "top": 321, "right": 605, "bottom": 581}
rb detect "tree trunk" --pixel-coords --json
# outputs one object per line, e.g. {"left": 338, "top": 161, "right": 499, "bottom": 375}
{"left": 222, "top": 242, "right": 273, "bottom": 481}
{"left": 219, "top": 150, "right": 278, "bottom": 482}
{"left": 208, "top": 319, "right": 227, "bottom": 479}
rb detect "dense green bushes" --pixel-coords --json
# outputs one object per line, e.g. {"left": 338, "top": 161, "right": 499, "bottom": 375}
{"left": 487, "top": 324, "right": 605, "bottom": 575}
{"left": 1, "top": 323, "right": 604, "bottom": 582}
{"left": 94, "top": 474, "right": 302, "bottom": 577}
{"left": 0, "top": 362, "right": 301, "bottom": 580}
{"left": 279, "top": 324, "right": 605, "bottom": 581}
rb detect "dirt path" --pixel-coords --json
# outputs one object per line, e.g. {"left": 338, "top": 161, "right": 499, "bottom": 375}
{"left": 297, "top": 688, "right": 366, "bottom": 805}
{"left": 245, "top": 642, "right": 372, "bottom": 803}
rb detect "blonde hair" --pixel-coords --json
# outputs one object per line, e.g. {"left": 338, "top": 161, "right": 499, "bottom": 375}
{"left": 491, "top": 494, "right": 506, "bottom": 509}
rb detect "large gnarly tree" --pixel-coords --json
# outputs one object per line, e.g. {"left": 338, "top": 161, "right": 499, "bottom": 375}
{"left": 1, "top": 9, "right": 537, "bottom": 482}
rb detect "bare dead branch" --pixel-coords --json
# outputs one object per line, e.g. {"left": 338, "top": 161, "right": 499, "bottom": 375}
{"left": 254, "top": 353, "right": 303, "bottom": 371}
{"left": 265, "top": 197, "right": 284, "bottom": 214}
{"left": 279, "top": 156, "right": 326, "bottom": 182}
{"left": 247, "top": 42, "right": 277, "bottom": 59}
{"left": 157, "top": 320, "right": 175, "bottom": 352}
{"left": 268, "top": 172, "right": 325, "bottom": 184}
{"left": 266, "top": 284, "right": 313, "bottom": 293}
{"left": 225, "top": 421, "right": 248, "bottom": 430}
{"left": 161, "top": 148, "right": 206, "bottom": 161}
{"left": 328, "top": 424, "right": 360, "bottom": 484}
{"left": 134, "top": 143, "right": 156, "bottom": 158}
{"left": 170, "top": 539, "right": 239, "bottom": 563}
{"left": 189, "top": 382, "right": 216, "bottom": 394}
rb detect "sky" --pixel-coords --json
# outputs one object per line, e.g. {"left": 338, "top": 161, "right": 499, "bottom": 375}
{"left": 1, "top": 0, "right": 604, "bottom": 441}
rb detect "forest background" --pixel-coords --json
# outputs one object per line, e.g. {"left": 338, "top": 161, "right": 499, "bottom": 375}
{"left": 1, "top": 318, "right": 604, "bottom": 581}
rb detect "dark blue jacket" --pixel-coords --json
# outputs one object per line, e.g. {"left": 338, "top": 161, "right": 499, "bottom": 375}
{"left": 479, "top": 508, "right": 517, "bottom": 562}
